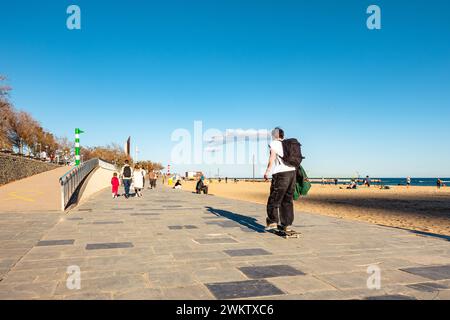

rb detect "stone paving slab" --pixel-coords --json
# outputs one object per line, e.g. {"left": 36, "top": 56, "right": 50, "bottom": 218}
{"left": 239, "top": 265, "right": 305, "bottom": 279}
{"left": 407, "top": 282, "right": 449, "bottom": 292}
{"left": 400, "top": 265, "right": 450, "bottom": 281}
{"left": 85, "top": 242, "right": 134, "bottom": 250}
{"left": 224, "top": 248, "right": 272, "bottom": 257}
{"left": 37, "top": 240, "right": 75, "bottom": 246}
{"left": 267, "top": 275, "right": 336, "bottom": 294}
{"left": 206, "top": 280, "right": 285, "bottom": 299}
{"left": 1, "top": 186, "right": 450, "bottom": 299}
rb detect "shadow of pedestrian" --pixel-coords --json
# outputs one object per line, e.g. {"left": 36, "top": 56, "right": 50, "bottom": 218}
{"left": 205, "top": 206, "right": 266, "bottom": 233}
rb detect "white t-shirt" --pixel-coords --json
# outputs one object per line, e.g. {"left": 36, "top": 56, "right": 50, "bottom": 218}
{"left": 269, "top": 140, "right": 296, "bottom": 175}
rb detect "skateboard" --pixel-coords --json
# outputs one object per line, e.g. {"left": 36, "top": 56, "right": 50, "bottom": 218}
{"left": 268, "top": 229, "right": 301, "bottom": 239}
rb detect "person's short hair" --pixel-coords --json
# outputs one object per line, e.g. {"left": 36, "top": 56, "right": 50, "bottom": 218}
{"left": 125, "top": 160, "right": 129, "bottom": 164}
{"left": 113, "top": 172, "right": 117, "bottom": 177}
{"left": 272, "top": 127, "right": 285, "bottom": 139}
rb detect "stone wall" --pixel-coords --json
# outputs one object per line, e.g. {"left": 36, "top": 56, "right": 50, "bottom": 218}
{"left": 0, "top": 153, "right": 61, "bottom": 186}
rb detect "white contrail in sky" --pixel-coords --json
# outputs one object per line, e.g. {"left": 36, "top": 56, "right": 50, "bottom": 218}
{"left": 206, "top": 129, "right": 271, "bottom": 149}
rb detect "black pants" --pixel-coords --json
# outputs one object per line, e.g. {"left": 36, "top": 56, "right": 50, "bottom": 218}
{"left": 267, "top": 170, "right": 296, "bottom": 227}
{"left": 197, "top": 186, "right": 208, "bottom": 194}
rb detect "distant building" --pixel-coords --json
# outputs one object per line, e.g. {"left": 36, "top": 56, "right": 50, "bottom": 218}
{"left": 186, "top": 171, "right": 203, "bottom": 180}
{"left": 124, "top": 137, "right": 131, "bottom": 157}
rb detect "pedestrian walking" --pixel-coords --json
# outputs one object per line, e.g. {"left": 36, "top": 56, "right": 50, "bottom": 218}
{"left": 133, "top": 165, "right": 145, "bottom": 197}
{"left": 111, "top": 172, "right": 120, "bottom": 198}
{"left": 120, "top": 160, "right": 133, "bottom": 199}
{"left": 149, "top": 170, "right": 157, "bottom": 189}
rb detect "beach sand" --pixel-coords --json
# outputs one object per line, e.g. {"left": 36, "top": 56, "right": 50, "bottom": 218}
{"left": 179, "top": 180, "right": 450, "bottom": 236}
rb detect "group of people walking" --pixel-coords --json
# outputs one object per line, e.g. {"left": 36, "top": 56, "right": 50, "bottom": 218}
{"left": 111, "top": 160, "right": 159, "bottom": 199}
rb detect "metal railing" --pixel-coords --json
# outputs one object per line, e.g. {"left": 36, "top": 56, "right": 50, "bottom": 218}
{"left": 98, "top": 159, "right": 117, "bottom": 171}
{"left": 59, "top": 158, "right": 117, "bottom": 211}
{"left": 59, "top": 159, "right": 117, "bottom": 211}
{"left": 59, "top": 158, "right": 98, "bottom": 211}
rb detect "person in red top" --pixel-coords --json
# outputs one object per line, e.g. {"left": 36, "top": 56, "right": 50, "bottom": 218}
{"left": 111, "top": 172, "right": 120, "bottom": 198}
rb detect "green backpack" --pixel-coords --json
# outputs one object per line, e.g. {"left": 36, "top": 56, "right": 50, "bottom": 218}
{"left": 294, "top": 165, "right": 312, "bottom": 200}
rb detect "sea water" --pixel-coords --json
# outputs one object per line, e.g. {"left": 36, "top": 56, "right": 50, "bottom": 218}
{"left": 231, "top": 177, "right": 449, "bottom": 187}
{"left": 371, "top": 178, "right": 449, "bottom": 187}
{"left": 311, "top": 177, "right": 449, "bottom": 187}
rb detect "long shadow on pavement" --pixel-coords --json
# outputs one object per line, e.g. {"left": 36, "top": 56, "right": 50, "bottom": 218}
{"left": 381, "top": 225, "right": 450, "bottom": 242}
{"left": 205, "top": 206, "right": 266, "bottom": 233}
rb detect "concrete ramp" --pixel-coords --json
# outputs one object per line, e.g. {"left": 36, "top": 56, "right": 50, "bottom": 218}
{"left": 77, "top": 166, "right": 118, "bottom": 206}
{"left": 0, "top": 166, "right": 72, "bottom": 213}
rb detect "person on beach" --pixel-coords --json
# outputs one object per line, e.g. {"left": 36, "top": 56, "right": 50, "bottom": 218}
{"left": 264, "top": 127, "right": 298, "bottom": 232}
{"left": 133, "top": 165, "right": 145, "bottom": 197}
{"left": 437, "top": 178, "right": 442, "bottom": 189}
{"left": 364, "top": 176, "right": 371, "bottom": 187}
{"left": 347, "top": 179, "right": 358, "bottom": 189}
{"left": 111, "top": 172, "right": 120, "bottom": 198}
{"left": 196, "top": 175, "right": 209, "bottom": 194}
{"left": 120, "top": 160, "right": 133, "bottom": 199}
{"left": 174, "top": 179, "right": 183, "bottom": 190}
{"left": 406, "top": 177, "right": 411, "bottom": 188}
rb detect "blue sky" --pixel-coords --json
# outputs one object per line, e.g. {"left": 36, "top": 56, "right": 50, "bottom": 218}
{"left": 1, "top": 0, "right": 449, "bottom": 177}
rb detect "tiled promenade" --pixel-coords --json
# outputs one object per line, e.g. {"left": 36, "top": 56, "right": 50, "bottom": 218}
{"left": 1, "top": 186, "right": 450, "bottom": 300}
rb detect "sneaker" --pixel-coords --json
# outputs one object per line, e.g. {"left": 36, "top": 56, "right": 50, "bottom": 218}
{"left": 265, "top": 223, "right": 278, "bottom": 231}
{"left": 279, "top": 225, "right": 293, "bottom": 232}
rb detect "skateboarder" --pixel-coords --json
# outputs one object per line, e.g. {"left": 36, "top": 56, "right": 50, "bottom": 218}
{"left": 264, "top": 127, "right": 301, "bottom": 233}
